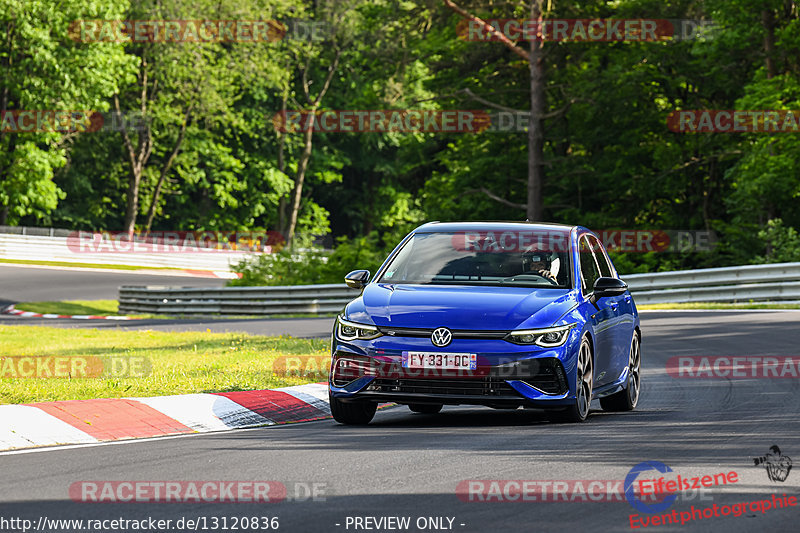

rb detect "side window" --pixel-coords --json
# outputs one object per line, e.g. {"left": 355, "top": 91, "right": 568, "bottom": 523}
{"left": 589, "top": 236, "right": 614, "bottom": 278}
{"left": 578, "top": 236, "right": 601, "bottom": 294}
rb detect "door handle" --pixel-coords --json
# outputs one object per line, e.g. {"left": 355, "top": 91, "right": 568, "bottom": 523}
{"left": 624, "top": 295, "right": 632, "bottom": 303}
{"left": 610, "top": 302, "right": 619, "bottom": 311}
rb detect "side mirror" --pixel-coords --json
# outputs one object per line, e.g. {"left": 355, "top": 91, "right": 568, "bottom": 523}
{"left": 590, "top": 277, "right": 628, "bottom": 304}
{"left": 344, "top": 269, "right": 371, "bottom": 290}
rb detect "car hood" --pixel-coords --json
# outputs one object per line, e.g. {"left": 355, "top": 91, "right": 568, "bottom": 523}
{"left": 345, "top": 283, "right": 578, "bottom": 330}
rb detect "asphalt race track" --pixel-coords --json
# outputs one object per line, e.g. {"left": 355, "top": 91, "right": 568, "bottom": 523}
{"left": 0, "top": 264, "right": 224, "bottom": 303}
{"left": 2, "top": 310, "right": 799, "bottom": 533}
{"left": 0, "top": 264, "right": 336, "bottom": 337}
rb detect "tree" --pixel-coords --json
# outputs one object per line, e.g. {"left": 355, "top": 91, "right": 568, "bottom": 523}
{"left": 115, "top": 0, "right": 293, "bottom": 236}
{"left": 443, "top": 0, "right": 546, "bottom": 220}
{"left": 0, "top": 0, "right": 136, "bottom": 225}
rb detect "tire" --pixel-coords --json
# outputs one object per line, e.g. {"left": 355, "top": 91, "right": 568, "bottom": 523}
{"left": 329, "top": 392, "right": 377, "bottom": 425}
{"left": 548, "top": 335, "right": 593, "bottom": 423}
{"left": 408, "top": 403, "right": 443, "bottom": 414}
{"left": 600, "top": 331, "right": 641, "bottom": 412}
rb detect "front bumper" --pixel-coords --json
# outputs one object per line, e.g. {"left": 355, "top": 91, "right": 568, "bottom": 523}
{"left": 328, "top": 333, "right": 581, "bottom": 409}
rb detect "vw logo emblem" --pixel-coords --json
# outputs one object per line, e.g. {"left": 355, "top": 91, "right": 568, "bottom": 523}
{"left": 431, "top": 327, "right": 452, "bottom": 347}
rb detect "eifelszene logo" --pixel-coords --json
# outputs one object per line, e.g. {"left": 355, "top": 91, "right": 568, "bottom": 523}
{"left": 625, "top": 461, "right": 678, "bottom": 514}
{"left": 753, "top": 445, "right": 792, "bottom": 482}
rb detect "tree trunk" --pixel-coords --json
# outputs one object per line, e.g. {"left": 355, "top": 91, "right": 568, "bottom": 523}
{"left": 762, "top": 9, "right": 777, "bottom": 78}
{"left": 117, "top": 66, "right": 153, "bottom": 238}
{"left": 286, "top": 110, "right": 317, "bottom": 247}
{"left": 277, "top": 90, "right": 288, "bottom": 239}
{"left": 123, "top": 168, "right": 141, "bottom": 237}
{"left": 144, "top": 104, "right": 193, "bottom": 234}
{"left": 284, "top": 50, "right": 340, "bottom": 248}
{"left": 527, "top": 0, "right": 545, "bottom": 221}
{"left": 443, "top": 0, "right": 543, "bottom": 220}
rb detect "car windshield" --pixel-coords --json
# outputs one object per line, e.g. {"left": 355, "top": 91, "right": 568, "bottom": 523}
{"left": 377, "top": 231, "right": 572, "bottom": 288}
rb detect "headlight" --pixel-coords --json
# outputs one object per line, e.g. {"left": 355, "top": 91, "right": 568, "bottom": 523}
{"left": 336, "top": 316, "right": 382, "bottom": 341}
{"left": 505, "top": 324, "right": 575, "bottom": 347}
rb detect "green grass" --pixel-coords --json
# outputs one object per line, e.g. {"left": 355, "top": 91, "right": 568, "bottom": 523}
{"left": 638, "top": 302, "right": 800, "bottom": 310}
{"left": 14, "top": 300, "right": 122, "bottom": 316}
{"left": 13, "top": 300, "right": 168, "bottom": 319}
{"left": 0, "top": 258, "right": 183, "bottom": 271}
{"left": 12, "top": 300, "right": 337, "bottom": 320}
{"left": 0, "top": 325, "right": 329, "bottom": 404}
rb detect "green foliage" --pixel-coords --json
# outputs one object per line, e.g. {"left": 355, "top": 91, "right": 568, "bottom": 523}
{"left": 3, "top": 0, "right": 800, "bottom": 278}
{"left": 230, "top": 232, "right": 392, "bottom": 286}
{"left": 755, "top": 219, "right": 800, "bottom": 263}
{"left": 0, "top": 0, "right": 137, "bottom": 222}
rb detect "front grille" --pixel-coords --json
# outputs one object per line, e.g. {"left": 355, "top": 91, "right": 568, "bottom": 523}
{"left": 377, "top": 326, "right": 510, "bottom": 340}
{"left": 366, "top": 378, "right": 519, "bottom": 397}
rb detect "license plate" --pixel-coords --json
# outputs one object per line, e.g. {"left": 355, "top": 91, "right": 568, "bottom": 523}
{"left": 402, "top": 352, "right": 477, "bottom": 370}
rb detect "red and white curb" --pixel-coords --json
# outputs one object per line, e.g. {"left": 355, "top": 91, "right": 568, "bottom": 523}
{"left": 0, "top": 383, "right": 332, "bottom": 451}
{"left": 1, "top": 304, "right": 136, "bottom": 320}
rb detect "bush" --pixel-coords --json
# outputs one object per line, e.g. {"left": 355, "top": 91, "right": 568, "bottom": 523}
{"left": 229, "top": 232, "right": 391, "bottom": 286}
{"left": 754, "top": 219, "right": 800, "bottom": 263}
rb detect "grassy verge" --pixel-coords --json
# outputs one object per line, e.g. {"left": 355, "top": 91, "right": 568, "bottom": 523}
{"left": 638, "top": 302, "right": 800, "bottom": 310}
{"left": 11, "top": 300, "right": 337, "bottom": 320}
{"left": 0, "top": 325, "right": 329, "bottom": 404}
{"left": 12, "top": 300, "right": 170, "bottom": 319}
{"left": 0, "top": 258, "right": 183, "bottom": 271}
{"left": 14, "top": 300, "right": 121, "bottom": 316}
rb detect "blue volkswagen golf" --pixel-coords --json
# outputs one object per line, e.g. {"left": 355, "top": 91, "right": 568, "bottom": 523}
{"left": 328, "top": 222, "right": 641, "bottom": 424}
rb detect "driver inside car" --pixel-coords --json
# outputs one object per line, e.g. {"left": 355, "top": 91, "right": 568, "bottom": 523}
{"left": 523, "top": 251, "right": 557, "bottom": 282}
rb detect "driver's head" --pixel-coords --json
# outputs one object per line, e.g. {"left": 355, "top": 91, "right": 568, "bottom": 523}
{"left": 525, "top": 251, "right": 551, "bottom": 271}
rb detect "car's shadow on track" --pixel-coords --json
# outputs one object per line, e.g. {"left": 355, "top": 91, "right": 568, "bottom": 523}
{"left": 362, "top": 406, "right": 666, "bottom": 428}
{"left": 198, "top": 403, "right": 800, "bottom": 469}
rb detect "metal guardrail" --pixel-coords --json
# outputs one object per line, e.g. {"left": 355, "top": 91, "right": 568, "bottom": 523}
{"left": 118, "top": 284, "right": 354, "bottom": 315}
{"left": 0, "top": 225, "right": 74, "bottom": 237}
{"left": 117, "top": 262, "right": 800, "bottom": 316}
{"left": 622, "top": 262, "right": 800, "bottom": 304}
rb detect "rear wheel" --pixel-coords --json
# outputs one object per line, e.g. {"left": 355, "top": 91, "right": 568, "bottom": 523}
{"left": 408, "top": 403, "right": 443, "bottom": 414}
{"left": 600, "top": 332, "right": 641, "bottom": 412}
{"left": 548, "top": 336, "right": 593, "bottom": 423}
{"left": 329, "top": 392, "right": 376, "bottom": 425}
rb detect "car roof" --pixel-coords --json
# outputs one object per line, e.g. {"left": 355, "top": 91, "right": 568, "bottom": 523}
{"left": 414, "top": 221, "right": 578, "bottom": 234}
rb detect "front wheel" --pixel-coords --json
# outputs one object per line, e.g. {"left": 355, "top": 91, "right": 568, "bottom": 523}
{"left": 329, "top": 392, "right": 376, "bottom": 425}
{"left": 548, "top": 336, "right": 593, "bottom": 423}
{"left": 600, "top": 332, "right": 641, "bottom": 412}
